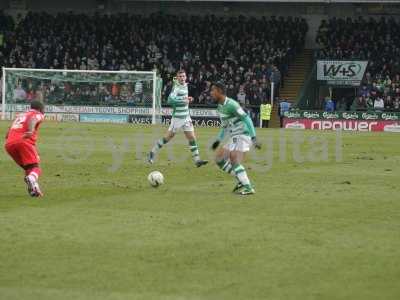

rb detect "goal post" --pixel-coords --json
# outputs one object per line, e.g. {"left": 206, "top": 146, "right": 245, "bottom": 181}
{"left": 1, "top": 67, "right": 5, "bottom": 121}
{"left": 1, "top": 67, "right": 163, "bottom": 124}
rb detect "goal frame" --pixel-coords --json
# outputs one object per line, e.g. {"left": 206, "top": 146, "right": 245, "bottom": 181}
{"left": 1, "top": 67, "right": 159, "bottom": 123}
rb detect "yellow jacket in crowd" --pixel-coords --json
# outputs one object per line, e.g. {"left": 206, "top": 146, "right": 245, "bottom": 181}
{"left": 260, "top": 103, "right": 272, "bottom": 121}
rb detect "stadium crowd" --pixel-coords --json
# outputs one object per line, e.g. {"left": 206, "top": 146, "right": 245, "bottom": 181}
{"left": 317, "top": 17, "right": 400, "bottom": 112}
{"left": 0, "top": 11, "right": 308, "bottom": 107}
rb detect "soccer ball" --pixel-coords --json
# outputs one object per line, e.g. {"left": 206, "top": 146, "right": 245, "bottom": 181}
{"left": 148, "top": 171, "right": 164, "bottom": 187}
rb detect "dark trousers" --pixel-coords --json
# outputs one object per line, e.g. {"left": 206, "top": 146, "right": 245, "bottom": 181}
{"left": 261, "top": 120, "right": 269, "bottom": 128}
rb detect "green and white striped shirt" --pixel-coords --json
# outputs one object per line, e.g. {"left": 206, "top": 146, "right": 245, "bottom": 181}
{"left": 217, "top": 97, "right": 256, "bottom": 138}
{"left": 168, "top": 82, "right": 190, "bottom": 119}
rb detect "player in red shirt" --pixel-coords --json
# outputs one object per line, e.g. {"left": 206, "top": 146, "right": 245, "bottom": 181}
{"left": 5, "top": 101, "right": 45, "bottom": 197}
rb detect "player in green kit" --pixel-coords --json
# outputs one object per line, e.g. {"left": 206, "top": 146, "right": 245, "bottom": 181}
{"left": 148, "top": 70, "right": 208, "bottom": 167}
{"left": 210, "top": 82, "right": 261, "bottom": 195}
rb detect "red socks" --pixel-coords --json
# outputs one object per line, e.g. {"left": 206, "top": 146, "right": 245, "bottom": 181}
{"left": 25, "top": 167, "right": 42, "bottom": 180}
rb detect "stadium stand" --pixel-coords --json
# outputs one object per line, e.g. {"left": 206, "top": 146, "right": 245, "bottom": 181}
{"left": 0, "top": 12, "right": 308, "bottom": 107}
{"left": 316, "top": 17, "right": 400, "bottom": 112}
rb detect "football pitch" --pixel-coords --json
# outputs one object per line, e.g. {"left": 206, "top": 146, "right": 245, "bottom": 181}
{"left": 0, "top": 121, "right": 399, "bottom": 300}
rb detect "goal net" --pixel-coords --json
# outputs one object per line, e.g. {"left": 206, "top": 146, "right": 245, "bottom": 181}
{"left": 1, "top": 68, "right": 163, "bottom": 124}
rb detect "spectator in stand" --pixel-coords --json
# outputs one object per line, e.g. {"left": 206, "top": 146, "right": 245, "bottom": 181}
{"left": 270, "top": 66, "right": 282, "bottom": 96}
{"left": 359, "top": 85, "right": 370, "bottom": 98}
{"left": 352, "top": 96, "right": 367, "bottom": 111}
{"left": 134, "top": 81, "right": 143, "bottom": 104}
{"left": 374, "top": 96, "right": 385, "bottom": 111}
{"left": 198, "top": 81, "right": 212, "bottom": 105}
{"left": 278, "top": 99, "right": 291, "bottom": 128}
{"left": 254, "top": 86, "right": 267, "bottom": 106}
{"left": 226, "top": 82, "right": 236, "bottom": 98}
{"left": 366, "top": 96, "right": 374, "bottom": 110}
{"left": 394, "top": 97, "right": 400, "bottom": 110}
{"left": 336, "top": 97, "right": 347, "bottom": 111}
{"left": 237, "top": 85, "right": 247, "bottom": 107}
{"left": 13, "top": 83, "right": 27, "bottom": 102}
{"left": 111, "top": 83, "right": 119, "bottom": 101}
{"left": 385, "top": 95, "right": 393, "bottom": 110}
{"left": 324, "top": 97, "right": 335, "bottom": 112}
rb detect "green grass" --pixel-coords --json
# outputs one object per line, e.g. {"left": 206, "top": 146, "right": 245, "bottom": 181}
{"left": 0, "top": 121, "right": 399, "bottom": 300}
